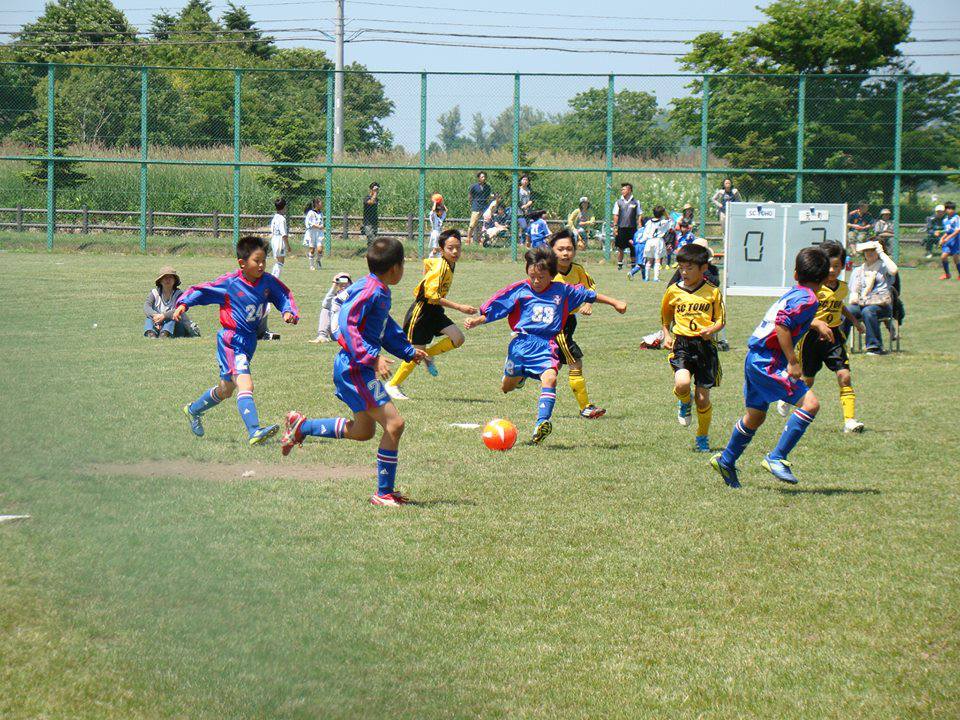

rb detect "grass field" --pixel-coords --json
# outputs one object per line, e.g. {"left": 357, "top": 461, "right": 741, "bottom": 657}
{"left": 1, "top": 248, "right": 958, "bottom": 719}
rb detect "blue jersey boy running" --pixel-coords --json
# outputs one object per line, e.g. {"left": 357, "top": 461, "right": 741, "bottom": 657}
{"left": 333, "top": 274, "right": 416, "bottom": 412}
{"left": 942, "top": 214, "right": 960, "bottom": 255}
{"left": 743, "top": 285, "right": 819, "bottom": 410}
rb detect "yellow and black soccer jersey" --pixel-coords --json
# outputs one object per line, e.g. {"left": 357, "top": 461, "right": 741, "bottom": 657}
{"left": 555, "top": 262, "right": 596, "bottom": 314}
{"left": 661, "top": 279, "right": 725, "bottom": 338}
{"left": 413, "top": 257, "right": 454, "bottom": 305}
{"left": 814, "top": 280, "right": 848, "bottom": 328}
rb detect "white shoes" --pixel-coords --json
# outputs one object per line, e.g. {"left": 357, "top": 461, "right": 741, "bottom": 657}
{"left": 776, "top": 400, "right": 792, "bottom": 417}
{"left": 384, "top": 383, "right": 410, "bottom": 401}
{"left": 844, "top": 418, "right": 865, "bottom": 433}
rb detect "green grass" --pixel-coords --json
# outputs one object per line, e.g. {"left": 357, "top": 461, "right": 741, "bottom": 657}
{"left": 1, "top": 248, "right": 958, "bottom": 719}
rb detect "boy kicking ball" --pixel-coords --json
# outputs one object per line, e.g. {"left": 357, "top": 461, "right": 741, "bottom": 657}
{"left": 776, "top": 241, "right": 866, "bottom": 433}
{"left": 466, "top": 246, "right": 626, "bottom": 444}
{"left": 661, "top": 242, "right": 725, "bottom": 452}
{"left": 711, "top": 247, "right": 832, "bottom": 488}
{"left": 280, "top": 237, "right": 429, "bottom": 507}
{"left": 177, "top": 236, "right": 299, "bottom": 444}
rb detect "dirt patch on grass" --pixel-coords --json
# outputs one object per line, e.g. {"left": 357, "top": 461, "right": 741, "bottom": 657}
{"left": 87, "top": 460, "right": 367, "bottom": 482}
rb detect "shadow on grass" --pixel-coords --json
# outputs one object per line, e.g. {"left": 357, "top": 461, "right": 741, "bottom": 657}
{"left": 407, "top": 498, "right": 478, "bottom": 508}
{"left": 763, "top": 486, "right": 881, "bottom": 496}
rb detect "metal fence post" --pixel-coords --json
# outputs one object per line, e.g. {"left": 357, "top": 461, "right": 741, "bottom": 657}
{"left": 232, "top": 69, "right": 242, "bottom": 245}
{"left": 418, "top": 71, "right": 427, "bottom": 259}
{"left": 795, "top": 74, "right": 806, "bottom": 203}
{"left": 139, "top": 66, "right": 148, "bottom": 252}
{"left": 892, "top": 77, "right": 904, "bottom": 261}
{"left": 699, "top": 75, "right": 709, "bottom": 239}
{"left": 325, "top": 69, "right": 334, "bottom": 255}
{"left": 603, "top": 74, "right": 614, "bottom": 261}
{"left": 46, "top": 63, "right": 55, "bottom": 250}
{"left": 511, "top": 73, "right": 520, "bottom": 262}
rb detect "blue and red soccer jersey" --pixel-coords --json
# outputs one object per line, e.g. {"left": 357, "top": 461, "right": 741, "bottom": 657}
{"left": 332, "top": 274, "right": 416, "bottom": 412}
{"left": 480, "top": 279, "right": 597, "bottom": 378}
{"left": 178, "top": 269, "right": 298, "bottom": 380}
{"left": 743, "top": 285, "right": 819, "bottom": 410}
{"left": 942, "top": 214, "right": 960, "bottom": 255}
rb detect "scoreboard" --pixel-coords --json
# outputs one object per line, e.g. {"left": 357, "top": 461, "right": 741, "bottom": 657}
{"left": 723, "top": 202, "right": 847, "bottom": 297}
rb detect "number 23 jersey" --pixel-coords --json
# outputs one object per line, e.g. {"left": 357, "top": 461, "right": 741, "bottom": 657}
{"left": 479, "top": 279, "right": 596, "bottom": 338}
{"left": 178, "top": 269, "right": 299, "bottom": 336}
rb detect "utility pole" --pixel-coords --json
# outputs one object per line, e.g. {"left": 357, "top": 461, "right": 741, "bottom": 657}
{"left": 333, "top": 0, "right": 344, "bottom": 157}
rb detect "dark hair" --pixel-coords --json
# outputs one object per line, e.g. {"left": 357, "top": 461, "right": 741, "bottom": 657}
{"left": 477, "top": 171, "right": 486, "bottom": 179}
{"left": 438, "top": 228, "right": 461, "bottom": 248}
{"left": 820, "top": 240, "right": 845, "bottom": 261}
{"left": 520, "top": 173, "right": 530, "bottom": 183}
{"left": 621, "top": 182, "right": 633, "bottom": 191}
{"left": 795, "top": 246, "right": 830, "bottom": 284}
{"left": 858, "top": 200, "right": 869, "bottom": 208}
{"left": 652, "top": 204, "right": 665, "bottom": 219}
{"left": 548, "top": 228, "right": 575, "bottom": 248}
{"left": 679, "top": 219, "right": 691, "bottom": 228}
{"left": 274, "top": 198, "right": 286, "bottom": 212}
{"left": 304, "top": 201, "right": 313, "bottom": 214}
{"left": 367, "top": 236, "right": 405, "bottom": 274}
{"left": 524, "top": 245, "right": 557, "bottom": 277}
{"left": 236, "top": 235, "right": 267, "bottom": 260}
{"left": 369, "top": 181, "right": 380, "bottom": 190}
{"left": 945, "top": 201, "right": 956, "bottom": 210}
{"left": 676, "top": 243, "right": 710, "bottom": 267}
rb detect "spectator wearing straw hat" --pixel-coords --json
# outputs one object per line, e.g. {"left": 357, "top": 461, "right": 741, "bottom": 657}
{"left": 873, "top": 208, "right": 895, "bottom": 244}
{"left": 846, "top": 239, "right": 899, "bottom": 355}
{"left": 143, "top": 266, "right": 199, "bottom": 338}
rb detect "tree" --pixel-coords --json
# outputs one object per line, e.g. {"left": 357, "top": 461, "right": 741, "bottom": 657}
{"left": 13, "top": 0, "right": 137, "bottom": 62}
{"left": 256, "top": 110, "right": 322, "bottom": 199}
{"left": 437, "top": 106, "right": 465, "bottom": 152}
{"left": 486, "top": 105, "right": 549, "bottom": 149}
{"left": 150, "top": 12, "right": 177, "bottom": 41}
{"left": 471, "top": 113, "right": 488, "bottom": 151}
{"left": 221, "top": 3, "right": 274, "bottom": 60}
{"left": 16, "top": 109, "right": 88, "bottom": 189}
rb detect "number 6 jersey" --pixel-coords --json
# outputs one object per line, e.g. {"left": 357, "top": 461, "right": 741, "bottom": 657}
{"left": 178, "top": 269, "right": 299, "bottom": 336}
{"left": 479, "top": 279, "right": 596, "bottom": 338}
{"left": 660, "top": 278, "right": 725, "bottom": 337}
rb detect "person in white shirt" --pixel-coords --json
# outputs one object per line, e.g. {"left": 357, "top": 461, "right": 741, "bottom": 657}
{"left": 641, "top": 205, "right": 672, "bottom": 282}
{"left": 310, "top": 272, "right": 352, "bottom": 343}
{"left": 270, "top": 198, "right": 290, "bottom": 278}
{"left": 302, "top": 197, "right": 324, "bottom": 271}
{"left": 428, "top": 193, "right": 447, "bottom": 257}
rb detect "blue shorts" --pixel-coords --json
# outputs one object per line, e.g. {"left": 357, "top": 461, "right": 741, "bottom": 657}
{"left": 943, "top": 237, "right": 960, "bottom": 256}
{"left": 217, "top": 329, "right": 256, "bottom": 381}
{"left": 504, "top": 334, "right": 559, "bottom": 379}
{"left": 333, "top": 350, "right": 391, "bottom": 413}
{"left": 743, "top": 355, "right": 809, "bottom": 411}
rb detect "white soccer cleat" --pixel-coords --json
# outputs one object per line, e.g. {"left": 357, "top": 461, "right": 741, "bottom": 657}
{"left": 384, "top": 383, "right": 410, "bottom": 401}
{"left": 844, "top": 418, "right": 865, "bottom": 434}
{"left": 776, "top": 400, "right": 792, "bottom": 417}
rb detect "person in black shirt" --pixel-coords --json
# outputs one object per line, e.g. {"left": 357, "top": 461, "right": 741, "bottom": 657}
{"left": 363, "top": 182, "right": 380, "bottom": 247}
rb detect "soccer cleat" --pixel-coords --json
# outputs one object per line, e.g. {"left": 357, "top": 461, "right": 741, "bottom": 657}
{"left": 710, "top": 454, "right": 741, "bottom": 488}
{"left": 677, "top": 400, "right": 693, "bottom": 427}
{"left": 865, "top": 348, "right": 885, "bottom": 356}
{"left": 939, "top": 274, "right": 951, "bottom": 280}
{"left": 580, "top": 404, "right": 606, "bottom": 419}
{"left": 182, "top": 404, "right": 204, "bottom": 437}
{"left": 425, "top": 357, "right": 439, "bottom": 377}
{"left": 531, "top": 420, "right": 553, "bottom": 445}
{"left": 761, "top": 455, "right": 799, "bottom": 484}
{"left": 370, "top": 492, "right": 403, "bottom": 507}
{"left": 695, "top": 435, "right": 710, "bottom": 453}
{"left": 248, "top": 424, "right": 280, "bottom": 446}
{"left": 384, "top": 383, "right": 410, "bottom": 401}
{"left": 280, "top": 411, "right": 306, "bottom": 456}
{"left": 843, "top": 418, "right": 865, "bottom": 434}
{"left": 390, "top": 491, "right": 411, "bottom": 504}
{"left": 776, "top": 400, "right": 792, "bottom": 417}
{"left": 308, "top": 336, "right": 323, "bottom": 344}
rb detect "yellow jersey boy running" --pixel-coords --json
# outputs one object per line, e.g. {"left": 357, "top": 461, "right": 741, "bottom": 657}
{"left": 549, "top": 229, "right": 606, "bottom": 418}
{"left": 777, "top": 240, "right": 867, "bottom": 432}
{"left": 661, "top": 242, "right": 725, "bottom": 452}
{"left": 385, "top": 229, "right": 478, "bottom": 400}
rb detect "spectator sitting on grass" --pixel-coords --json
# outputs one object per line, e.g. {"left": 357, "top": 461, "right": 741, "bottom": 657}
{"left": 144, "top": 266, "right": 199, "bottom": 338}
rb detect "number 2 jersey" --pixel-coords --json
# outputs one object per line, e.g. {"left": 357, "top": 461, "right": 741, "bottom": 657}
{"left": 177, "top": 269, "right": 299, "bottom": 336}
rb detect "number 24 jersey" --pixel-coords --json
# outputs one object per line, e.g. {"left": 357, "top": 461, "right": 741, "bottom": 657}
{"left": 178, "top": 269, "right": 299, "bottom": 336}
{"left": 479, "top": 279, "right": 596, "bottom": 338}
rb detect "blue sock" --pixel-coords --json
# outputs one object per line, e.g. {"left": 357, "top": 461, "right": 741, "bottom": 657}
{"left": 537, "top": 389, "right": 557, "bottom": 424}
{"left": 720, "top": 418, "right": 756, "bottom": 467}
{"left": 188, "top": 387, "right": 222, "bottom": 415}
{"left": 628, "top": 264, "right": 641, "bottom": 277}
{"left": 943, "top": 260, "right": 951, "bottom": 275}
{"left": 236, "top": 390, "right": 260, "bottom": 435}
{"left": 376, "top": 447, "right": 398, "bottom": 495}
{"left": 301, "top": 417, "right": 347, "bottom": 439}
{"left": 769, "top": 408, "right": 815, "bottom": 461}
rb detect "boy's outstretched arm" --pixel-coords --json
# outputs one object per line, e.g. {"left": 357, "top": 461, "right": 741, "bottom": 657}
{"left": 841, "top": 305, "right": 866, "bottom": 334}
{"left": 266, "top": 274, "right": 300, "bottom": 324}
{"left": 775, "top": 324, "right": 802, "bottom": 379}
{"left": 660, "top": 292, "right": 675, "bottom": 349}
{"left": 172, "top": 275, "right": 231, "bottom": 320}
{"left": 593, "top": 292, "right": 628, "bottom": 314}
{"left": 382, "top": 316, "right": 429, "bottom": 366}
{"left": 467, "top": 282, "right": 524, "bottom": 329}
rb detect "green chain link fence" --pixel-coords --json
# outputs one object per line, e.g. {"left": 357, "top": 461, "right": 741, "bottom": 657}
{"left": 1, "top": 62, "right": 958, "bottom": 260}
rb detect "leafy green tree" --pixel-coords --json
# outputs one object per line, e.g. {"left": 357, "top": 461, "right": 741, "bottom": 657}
{"left": 256, "top": 110, "right": 322, "bottom": 199}
{"left": 437, "top": 106, "right": 466, "bottom": 152}
{"left": 150, "top": 12, "right": 176, "bottom": 41}
{"left": 16, "top": 109, "right": 88, "bottom": 189}
{"left": 221, "top": 3, "right": 275, "bottom": 60}
{"left": 13, "top": 0, "right": 137, "bottom": 62}
{"left": 486, "top": 105, "right": 549, "bottom": 149}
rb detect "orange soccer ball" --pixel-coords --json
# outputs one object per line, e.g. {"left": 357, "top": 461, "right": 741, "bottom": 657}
{"left": 431, "top": 193, "right": 444, "bottom": 204}
{"left": 482, "top": 418, "right": 517, "bottom": 451}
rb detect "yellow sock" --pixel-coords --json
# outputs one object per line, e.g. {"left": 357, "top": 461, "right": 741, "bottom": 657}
{"left": 839, "top": 386, "right": 856, "bottom": 421}
{"left": 697, "top": 403, "right": 713, "bottom": 436}
{"left": 426, "top": 336, "right": 456, "bottom": 357}
{"left": 674, "top": 387, "right": 691, "bottom": 404}
{"left": 568, "top": 369, "right": 590, "bottom": 411}
{"left": 388, "top": 360, "right": 417, "bottom": 387}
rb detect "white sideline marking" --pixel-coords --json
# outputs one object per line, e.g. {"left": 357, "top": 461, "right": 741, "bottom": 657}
{"left": 449, "top": 423, "right": 481, "bottom": 429}
{"left": 0, "top": 515, "right": 30, "bottom": 524}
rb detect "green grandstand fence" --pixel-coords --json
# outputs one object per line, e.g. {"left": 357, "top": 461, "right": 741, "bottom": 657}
{"left": 2, "top": 62, "right": 957, "bottom": 260}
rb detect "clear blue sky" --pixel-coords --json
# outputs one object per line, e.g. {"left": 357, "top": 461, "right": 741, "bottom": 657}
{"left": 4, "top": 0, "right": 959, "bottom": 149}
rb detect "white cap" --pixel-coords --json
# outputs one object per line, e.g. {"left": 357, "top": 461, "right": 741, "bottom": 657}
{"left": 856, "top": 240, "right": 882, "bottom": 252}
{"left": 579, "top": 196, "right": 589, "bottom": 203}
{"left": 935, "top": 204, "right": 945, "bottom": 212}
{"left": 880, "top": 208, "right": 891, "bottom": 215}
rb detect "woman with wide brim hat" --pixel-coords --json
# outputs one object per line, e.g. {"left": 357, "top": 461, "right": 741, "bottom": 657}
{"left": 143, "top": 265, "right": 200, "bottom": 338}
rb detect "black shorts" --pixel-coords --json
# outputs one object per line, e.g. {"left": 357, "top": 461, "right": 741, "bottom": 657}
{"left": 668, "top": 335, "right": 722, "bottom": 388}
{"left": 615, "top": 226, "right": 637, "bottom": 251}
{"left": 555, "top": 314, "right": 583, "bottom": 366}
{"left": 403, "top": 301, "right": 454, "bottom": 346}
{"left": 799, "top": 330, "right": 849, "bottom": 377}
